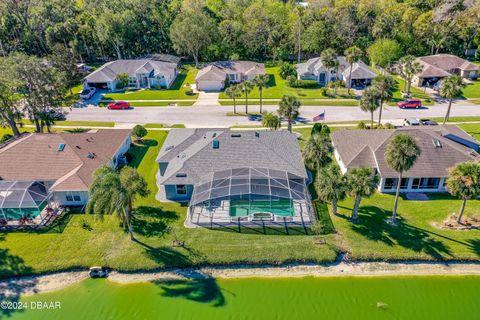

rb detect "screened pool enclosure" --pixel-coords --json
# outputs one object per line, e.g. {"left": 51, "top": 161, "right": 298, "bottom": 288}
{"left": 0, "top": 180, "right": 56, "bottom": 222}
{"left": 188, "top": 167, "right": 314, "bottom": 227}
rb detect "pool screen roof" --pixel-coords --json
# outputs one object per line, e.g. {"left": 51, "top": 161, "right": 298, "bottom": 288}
{"left": 190, "top": 167, "right": 310, "bottom": 206}
{"left": 0, "top": 180, "right": 50, "bottom": 209}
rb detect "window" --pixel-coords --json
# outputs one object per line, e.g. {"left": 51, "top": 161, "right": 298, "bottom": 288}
{"left": 412, "top": 178, "right": 440, "bottom": 189}
{"left": 384, "top": 178, "right": 408, "bottom": 190}
{"left": 228, "top": 74, "right": 237, "bottom": 82}
{"left": 66, "top": 192, "right": 81, "bottom": 202}
{"left": 176, "top": 185, "right": 187, "bottom": 195}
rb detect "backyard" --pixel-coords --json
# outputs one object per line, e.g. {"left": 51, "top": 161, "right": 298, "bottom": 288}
{"left": 463, "top": 80, "right": 480, "bottom": 99}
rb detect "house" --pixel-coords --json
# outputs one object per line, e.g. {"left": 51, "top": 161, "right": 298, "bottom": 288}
{"left": 195, "top": 61, "right": 266, "bottom": 91}
{"left": 413, "top": 54, "right": 479, "bottom": 87}
{"left": 0, "top": 130, "right": 131, "bottom": 224}
{"left": 156, "top": 128, "right": 313, "bottom": 227}
{"left": 296, "top": 56, "right": 376, "bottom": 88}
{"left": 83, "top": 58, "right": 179, "bottom": 91}
{"left": 139, "top": 53, "right": 182, "bottom": 67}
{"left": 331, "top": 126, "right": 480, "bottom": 193}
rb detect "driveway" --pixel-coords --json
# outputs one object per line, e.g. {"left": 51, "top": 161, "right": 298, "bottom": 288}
{"left": 193, "top": 91, "right": 220, "bottom": 107}
{"left": 66, "top": 100, "right": 480, "bottom": 128}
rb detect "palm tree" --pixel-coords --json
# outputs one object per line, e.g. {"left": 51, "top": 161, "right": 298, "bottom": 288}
{"left": 303, "top": 133, "right": 333, "bottom": 170}
{"left": 398, "top": 55, "right": 423, "bottom": 94}
{"left": 320, "top": 48, "right": 339, "bottom": 95}
{"left": 372, "top": 75, "right": 396, "bottom": 125}
{"left": 344, "top": 46, "right": 363, "bottom": 94}
{"left": 87, "top": 165, "right": 149, "bottom": 240}
{"left": 359, "top": 87, "right": 380, "bottom": 128}
{"left": 446, "top": 161, "right": 480, "bottom": 224}
{"left": 277, "top": 95, "right": 301, "bottom": 133}
{"left": 261, "top": 112, "right": 281, "bottom": 130}
{"left": 384, "top": 133, "right": 421, "bottom": 225}
{"left": 254, "top": 74, "right": 270, "bottom": 114}
{"left": 439, "top": 75, "right": 464, "bottom": 125}
{"left": 225, "top": 85, "right": 242, "bottom": 114}
{"left": 239, "top": 80, "right": 254, "bottom": 114}
{"left": 315, "top": 164, "right": 347, "bottom": 215}
{"left": 346, "top": 167, "right": 378, "bottom": 221}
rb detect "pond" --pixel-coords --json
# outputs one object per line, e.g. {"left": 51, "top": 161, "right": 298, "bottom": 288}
{"left": 7, "top": 276, "right": 480, "bottom": 319}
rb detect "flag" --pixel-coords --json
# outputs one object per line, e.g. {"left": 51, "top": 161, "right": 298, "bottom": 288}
{"left": 313, "top": 111, "right": 325, "bottom": 122}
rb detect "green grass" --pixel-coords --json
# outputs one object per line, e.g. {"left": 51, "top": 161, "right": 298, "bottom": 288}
{"left": 104, "top": 66, "right": 199, "bottom": 101}
{"left": 219, "top": 99, "right": 359, "bottom": 107}
{"left": 463, "top": 80, "right": 480, "bottom": 99}
{"left": 18, "top": 120, "right": 115, "bottom": 128}
{"left": 143, "top": 124, "right": 186, "bottom": 128}
{"left": 458, "top": 123, "right": 480, "bottom": 140}
{"left": 130, "top": 101, "right": 195, "bottom": 107}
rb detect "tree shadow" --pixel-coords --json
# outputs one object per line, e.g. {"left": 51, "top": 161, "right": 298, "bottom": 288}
{"left": 153, "top": 269, "right": 226, "bottom": 307}
{"left": 347, "top": 206, "right": 453, "bottom": 260}
{"left": 0, "top": 234, "right": 36, "bottom": 318}
{"left": 127, "top": 139, "right": 158, "bottom": 169}
{"left": 132, "top": 206, "right": 179, "bottom": 237}
{"left": 467, "top": 239, "right": 480, "bottom": 257}
{"left": 134, "top": 239, "right": 195, "bottom": 268}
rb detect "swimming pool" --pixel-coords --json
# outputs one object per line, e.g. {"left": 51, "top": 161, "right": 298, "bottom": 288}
{"left": 229, "top": 199, "right": 294, "bottom": 217}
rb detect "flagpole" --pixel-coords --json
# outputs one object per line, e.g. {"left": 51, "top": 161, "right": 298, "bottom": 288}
{"left": 323, "top": 109, "right": 326, "bottom": 123}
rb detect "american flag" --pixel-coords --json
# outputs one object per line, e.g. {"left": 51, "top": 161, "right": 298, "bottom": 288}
{"left": 313, "top": 111, "right": 325, "bottom": 122}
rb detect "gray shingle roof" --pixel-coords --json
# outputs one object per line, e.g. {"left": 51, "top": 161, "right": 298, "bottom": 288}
{"left": 195, "top": 61, "right": 265, "bottom": 81}
{"left": 416, "top": 54, "right": 479, "bottom": 78}
{"left": 157, "top": 129, "right": 307, "bottom": 185}
{"left": 297, "top": 56, "right": 375, "bottom": 79}
{"left": 331, "top": 126, "right": 480, "bottom": 178}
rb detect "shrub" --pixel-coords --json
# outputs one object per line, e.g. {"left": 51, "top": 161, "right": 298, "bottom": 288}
{"left": 384, "top": 122, "right": 395, "bottom": 129}
{"left": 286, "top": 75, "right": 297, "bottom": 87}
{"left": 357, "top": 121, "right": 367, "bottom": 129}
{"left": 279, "top": 62, "right": 296, "bottom": 79}
{"left": 0, "top": 134, "right": 13, "bottom": 144}
{"left": 311, "top": 123, "right": 331, "bottom": 136}
{"left": 132, "top": 125, "right": 148, "bottom": 142}
{"left": 184, "top": 89, "right": 194, "bottom": 96}
{"left": 288, "top": 79, "right": 319, "bottom": 88}
{"left": 320, "top": 87, "right": 328, "bottom": 96}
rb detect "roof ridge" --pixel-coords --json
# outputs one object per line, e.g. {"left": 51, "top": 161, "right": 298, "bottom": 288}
{"left": 49, "top": 164, "right": 83, "bottom": 190}
{"left": 345, "top": 145, "right": 374, "bottom": 167}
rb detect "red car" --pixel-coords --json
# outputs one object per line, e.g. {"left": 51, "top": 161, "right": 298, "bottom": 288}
{"left": 107, "top": 101, "right": 130, "bottom": 110}
{"left": 397, "top": 98, "right": 422, "bottom": 109}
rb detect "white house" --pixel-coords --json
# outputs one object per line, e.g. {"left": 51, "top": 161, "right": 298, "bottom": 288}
{"left": 296, "top": 56, "right": 376, "bottom": 88}
{"left": 195, "top": 61, "right": 266, "bottom": 91}
{"left": 83, "top": 58, "right": 179, "bottom": 91}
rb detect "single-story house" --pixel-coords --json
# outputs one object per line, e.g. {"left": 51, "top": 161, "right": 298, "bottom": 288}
{"left": 156, "top": 128, "right": 313, "bottom": 227}
{"left": 296, "top": 56, "right": 377, "bottom": 88}
{"left": 413, "top": 54, "right": 479, "bottom": 87}
{"left": 331, "top": 125, "right": 480, "bottom": 193}
{"left": 195, "top": 61, "right": 266, "bottom": 91}
{"left": 0, "top": 129, "right": 131, "bottom": 224}
{"left": 83, "top": 58, "right": 179, "bottom": 91}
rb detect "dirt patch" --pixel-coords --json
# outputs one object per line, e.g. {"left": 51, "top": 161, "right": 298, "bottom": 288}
{"left": 432, "top": 214, "right": 480, "bottom": 230}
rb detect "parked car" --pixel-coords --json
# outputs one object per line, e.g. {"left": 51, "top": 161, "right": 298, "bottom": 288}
{"left": 397, "top": 98, "right": 422, "bottom": 109}
{"left": 107, "top": 101, "right": 131, "bottom": 110}
{"left": 403, "top": 118, "right": 421, "bottom": 126}
{"left": 89, "top": 266, "right": 108, "bottom": 278}
{"left": 419, "top": 119, "right": 438, "bottom": 126}
{"left": 48, "top": 109, "right": 66, "bottom": 121}
{"left": 80, "top": 87, "right": 96, "bottom": 100}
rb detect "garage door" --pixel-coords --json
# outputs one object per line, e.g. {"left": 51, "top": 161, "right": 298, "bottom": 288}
{"left": 87, "top": 82, "right": 109, "bottom": 90}
{"left": 197, "top": 80, "right": 224, "bottom": 92}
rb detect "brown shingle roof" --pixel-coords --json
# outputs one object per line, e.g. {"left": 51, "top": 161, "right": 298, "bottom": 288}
{"left": 332, "top": 126, "right": 480, "bottom": 178}
{"left": 0, "top": 129, "right": 131, "bottom": 191}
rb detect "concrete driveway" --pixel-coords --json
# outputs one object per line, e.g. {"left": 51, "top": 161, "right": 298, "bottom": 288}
{"left": 66, "top": 100, "right": 480, "bottom": 128}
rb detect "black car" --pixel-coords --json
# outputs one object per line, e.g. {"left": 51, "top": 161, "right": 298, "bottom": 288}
{"left": 419, "top": 119, "right": 438, "bottom": 126}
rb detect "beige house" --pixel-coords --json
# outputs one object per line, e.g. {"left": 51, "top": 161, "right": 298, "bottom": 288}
{"left": 195, "top": 61, "right": 266, "bottom": 91}
{"left": 413, "top": 54, "right": 479, "bottom": 87}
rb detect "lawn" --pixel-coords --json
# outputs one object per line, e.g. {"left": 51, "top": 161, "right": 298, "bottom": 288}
{"left": 129, "top": 101, "right": 195, "bottom": 107}
{"left": 218, "top": 66, "right": 355, "bottom": 101}
{"left": 104, "top": 65, "right": 199, "bottom": 101}
{"left": 463, "top": 80, "right": 480, "bottom": 99}
{"left": 220, "top": 99, "right": 359, "bottom": 107}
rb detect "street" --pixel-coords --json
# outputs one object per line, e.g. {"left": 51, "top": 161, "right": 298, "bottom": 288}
{"left": 66, "top": 101, "right": 480, "bottom": 127}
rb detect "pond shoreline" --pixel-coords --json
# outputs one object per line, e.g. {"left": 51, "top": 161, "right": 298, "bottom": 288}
{"left": 3, "top": 260, "right": 480, "bottom": 297}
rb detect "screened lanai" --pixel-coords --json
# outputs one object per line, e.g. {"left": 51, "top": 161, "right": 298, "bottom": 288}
{"left": 188, "top": 167, "right": 313, "bottom": 227}
{"left": 0, "top": 180, "right": 55, "bottom": 223}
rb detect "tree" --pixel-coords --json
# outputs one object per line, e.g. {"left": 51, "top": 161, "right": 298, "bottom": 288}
{"left": 372, "top": 75, "right": 396, "bottom": 125}
{"left": 0, "top": 57, "right": 21, "bottom": 136}
{"left": 225, "top": 85, "right": 242, "bottom": 114}
{"left": 398, "top": 55, "right": 422, "bottom": 94}
{"left": 170, "top": 9, "right": 215, "bottom": 67}
{"left": 367, "top": 39, "right": 403, "bottom": 70}
{"left": 303, "top": 133, "right": 333, "bottom": 170}
{"left": 278, "top": 62, "right": 296, "bottom": 79}
{"left": 311, "top": 123, "right": 330, "bottom": 136}
{"left": 384, "top": 133, "right": 421, "bottom": 225}
{"left": 359, "top": 87, "right": 380, "bottom": 128}
{"left": 439, "top": 75, "right": 464, "bottom": 125}
{"left": 132, "top": 125, "right": 148, "bottom": 143}
{"left": 277, "top": 95, "right": 300, "bottom": 133}
{"left": 446, "top": 162, "right": 480, "bottom": 224}
{"left": 346, "top": 167, "right": 378, "bottom": 221}
{"left": 115, "top": 73, "right": 130, "bottom": 89}
{"left": 320, "top": 48, "right": 340, "bottom": 95}
{"left": 87, "top": 165, "right": 149, "bottom": 240}
{"left": 344, "top": 46, "right": 363, "bottom": 93}
{"left": 254, "top": 74, "right": 270, "bottom": 113}
{"left": 239, "top": 81, "right": 254, "bottom": 114}
{"left": 48, "top": 44, "right": 82, "bottom": 95}
{"left": 261, "top": 112, "right": 281, "bottom": 130}
{"left": 315, "top": 164, "right": 346, "bottom": 215}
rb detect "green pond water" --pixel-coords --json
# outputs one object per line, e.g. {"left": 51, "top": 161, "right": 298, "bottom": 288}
{"left": 7, "top": 276, "right": 480, "bottom": 320}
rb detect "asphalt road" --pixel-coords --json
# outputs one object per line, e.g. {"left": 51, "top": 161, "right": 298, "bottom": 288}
{"left": 67, "top": 101, "right": 480, "bottom": 127}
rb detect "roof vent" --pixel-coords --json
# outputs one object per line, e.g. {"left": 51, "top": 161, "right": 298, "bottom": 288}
{"left": 432, "top": 139, "right": 442, "bottom": 148}
{"left": 212, "top": 140, "right": 219, "bottom": 149}
{"left": 87, "top": 152, "right": 96, "bottom": 159}
{"left": 212, "top": 132, "right": 217, "bottom": 138}
{"left": 176, "top": 173, "right": 187, "bottom": 177}
{"left": 231, "top": 134, "right": 241, "bottom": 138}
{"left": 58, "top": 143, "right": 65, "bottom": 152}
